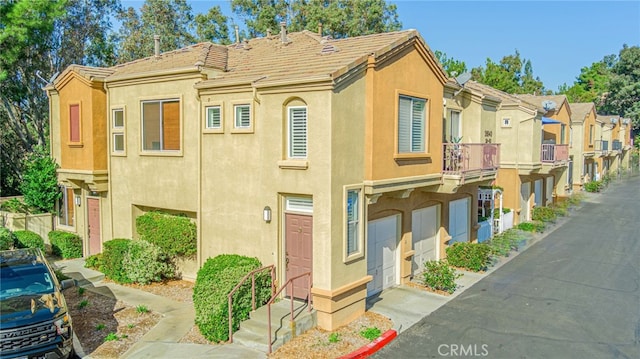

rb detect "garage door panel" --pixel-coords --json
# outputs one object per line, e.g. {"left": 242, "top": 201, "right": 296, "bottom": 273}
{"left": 367, "top": 216, "right": 398, "bottom": 296}
{"left": 412, "top": 206, "right": 439, "bottom": 275}
{"left": 449, "top": 198, "right": 469, "bottom": 243}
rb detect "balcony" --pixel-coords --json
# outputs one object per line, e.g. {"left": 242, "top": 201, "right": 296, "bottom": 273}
{"left": 612, "top": 140, "right": 622, "bottom": 151}
{"left": 442, "top": 143, "right": 500, "bottom": 190}
{"left": 594, "top": 140, "right": 609, "bottom": 155}
{"left": 541, "top": 144, "right": 569, "bottom": 164}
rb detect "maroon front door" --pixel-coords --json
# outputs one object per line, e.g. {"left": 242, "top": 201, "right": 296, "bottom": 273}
{"left": 87, "top": 198, "right": 101, "bottom": 255}
{"left": 285, "top": 213, "right": 312, "bottom": 300}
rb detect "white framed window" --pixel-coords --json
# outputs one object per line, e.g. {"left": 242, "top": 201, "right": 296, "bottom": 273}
{"left": 560, "top": 124, "right": 566, "bottom": 145}
{"left": 288, "top": 106, "right": 307, "bottom": 158}
{"left": 141, "top": 99, "right": 180, "bottom": 151}
{"left": 346, "top": 189, "right": 360, "bottom": 256}
{"left": 398, "top": 95, "right": 426, "bottom": 153}
{"left": 502, "top": 118, "right": 511, "bottom": 127}
{"left": 56, "top": 187, "right": 75, "bottom": 227}
{"left": 111, "top": 108, "right": 125, "bottom": 154}
{"left": 285, "top": 197, "right": 313, "bottom": 213}
{"left": 206, "top": 106, "right": 222, "bottom": 129}
{"left": 234, "top": 104, "right": 251, "bottom": 129}
{"left": 449, "top": 110, "right": 461, "bottom": 142}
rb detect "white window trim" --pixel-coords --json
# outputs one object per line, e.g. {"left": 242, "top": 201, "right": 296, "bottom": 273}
{"left": 203, "top": 103, "right": 224, "bottom": 133}
{"left": 502, "top": 118, "right": 512, "bottom": 128}
{"left": 111, "top": 106, "right": 126, "bottom": 156}
{"left": 231, "top": 102, "right": 254, "bottom": 133}
{"left": 394, "top": 90, "right": 430, "bottom": 159}
{"left": 344, "top": 186, "right": 365, "bottom": 262}
{"left": 287, "top": 105, "right": 308, "bottom": 159}
{"left": 285, "top": 196, "right": 313, "bottom": 214}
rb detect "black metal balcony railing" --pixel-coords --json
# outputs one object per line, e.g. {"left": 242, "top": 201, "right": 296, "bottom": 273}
{"left": 541, "top": 144, "right": 569, "bottom": 163}
{"left": 595, "top": 140, "right": 609, "bottom": 152}
{"left": 612, "top": 140, "right": 622, "bottom": 151}
{"left": 443, "top": 143, "right": 500, "bottom": 174}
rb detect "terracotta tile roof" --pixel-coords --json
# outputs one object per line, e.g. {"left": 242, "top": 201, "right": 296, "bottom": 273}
{"left": 597, "top": 114, "right": 621, "bottom": 125}
{"left": 68, "top": 65, "right": 115, "bottom": 80}
{"left": 197, "top": 29, "right": 429, "bottom": 88}
{"left": 463, "top": 81, "right": 539, "bottom": 110}
{"left": 108, "top": 42, "right": 228, "bottom": 77}
{"left": 569, "top": 102, "right": 595, "bottom": 122}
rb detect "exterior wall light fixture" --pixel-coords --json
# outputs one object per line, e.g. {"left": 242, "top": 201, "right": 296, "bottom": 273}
{"left": 263, "top": 206, "right": 272, "bottom": 223}
{"left": 75, "top": 195, "right": 81, "bottom": 206}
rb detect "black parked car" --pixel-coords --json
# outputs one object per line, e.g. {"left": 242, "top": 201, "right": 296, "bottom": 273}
{"left": 0, "top": 248, "right": 75, "bottom": 359}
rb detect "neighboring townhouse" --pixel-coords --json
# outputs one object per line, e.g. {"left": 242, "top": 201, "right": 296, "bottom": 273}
{"left": 516, "top": 95, "right": 572, "bottom": 203}
{"left": 597, "top": 115, "right": 633, "bottom": 177}
{"left": 457, "top": 82, "right": 544, "bottom": 224}
{"left": 593, "top": 116, "right": 614, "bottom": 179}
{"left": 442, "top": 79, "right": 501, "bottom": 241}
{"left": 47, "top": 28, "right": 496, "bottom": 330}
{"left": 569, "top": 102, "right": 598, "bottom": 189}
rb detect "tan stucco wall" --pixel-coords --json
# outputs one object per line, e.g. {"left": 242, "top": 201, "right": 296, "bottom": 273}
{"left": 495, "top": 107, "right": 541, "bottom": 166}
{"left": 365, "top": 45, "right": 444, "bottom": 181}
{"left": 107, "top": 77, "right": 201, "bottom": 249}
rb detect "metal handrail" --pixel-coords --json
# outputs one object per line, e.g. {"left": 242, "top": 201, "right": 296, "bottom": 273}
{"left": 227, "top": 265, "right": 276, "bottom": 343}
{"left": 266, "top": 272, "right": 312, "bottom": 353}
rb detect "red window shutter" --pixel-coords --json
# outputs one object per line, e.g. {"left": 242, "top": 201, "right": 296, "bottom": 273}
{"left": 69, "top": 104, "right": 80, "bottom": 142}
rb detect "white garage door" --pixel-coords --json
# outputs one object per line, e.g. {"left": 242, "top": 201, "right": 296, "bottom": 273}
{"left": 367, "top": 215, "right": 398, "bottom": 296}
{"left": 449, "top": 198, "right": 469, "bottom": 243}
{"left": 412, "top": 205, "right": 440, "bottom": 276}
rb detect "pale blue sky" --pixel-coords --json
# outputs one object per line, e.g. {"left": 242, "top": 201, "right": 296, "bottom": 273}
{"left": 122, "top": 0, "right": 640, "bottom": 92}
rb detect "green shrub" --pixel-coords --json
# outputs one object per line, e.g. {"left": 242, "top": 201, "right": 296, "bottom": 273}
{"left": 14, "top": 230, "right": 45, "bottom": 251}
{"left": 0, "top": 227, "right": 16, "bottom": 250}
{"left": 584, "top": 180, "right": 602, "bottom": 193}
{"left": 100, "top": 239, "right": 132, "bottom": 284}
{"left": 551, "top": 204, "right": 569, "bottom": 217}
{"left": 532, "top": 206, "right": 557, "bottom": 223}
{"left": 445, "top": 242, "right": 491, "bottom": 272}
{"left": 567, "top": 192, "right": 585, "bottom": 206}
{"left": 136, "top": 211, "right": 197, "bottom": 257}
{"left": 85, "top": 253, "right": 103, "bottom": 269}
{"left": 48, "top": 231, "right": 82, "bottom": 259}
{"left": 20, "top": 148, "right": 61, "bottom": 214}
{"left": 487, "top": 229, "right": 529, "bottom": 257}
{"left": 493, "top": 208, "right": 511, "bottom": 219}
{"left": 360, "top": 327, "right": 382, "bottom": 341}
{"left": 422, "top": 260, "right": 462, "bottom": 294}
{"left": 0, "top": 198, "right": 30, "bottom": 213}
{"left": 123, "top": 240, "right": 175, "bottom": 285}
{"left": 193, "top": 254, "right": 272, "bottom": 342}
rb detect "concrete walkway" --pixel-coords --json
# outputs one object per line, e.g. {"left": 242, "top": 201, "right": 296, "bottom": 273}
{"left": 53, "top": 189, "right": 596, "bottom": 358}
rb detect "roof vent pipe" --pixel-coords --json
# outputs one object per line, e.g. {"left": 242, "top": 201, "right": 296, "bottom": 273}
{"left": 267, "top": 28, "right": 271, "bottom": 37}
{"left": 154, "top": 35, "right": 160, "bottom": 58}
{"left": 280, "top": 22, "right": 287, "bottom": 43}
{"left": 234, "top": 25, "right": 240, "bottom": 44}
{"left": 318, "top": 23, "right": 323, "bottom": 36}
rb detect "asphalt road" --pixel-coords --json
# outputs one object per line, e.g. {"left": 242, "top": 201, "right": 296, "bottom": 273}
{"left": 374, "top": 176, "right": 640, "bottom": 359}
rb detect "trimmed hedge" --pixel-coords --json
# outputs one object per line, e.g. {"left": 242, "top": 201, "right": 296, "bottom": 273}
{"left": 136, "top": 212, "right": 197, "bottom": 257}
{"left": 0, "top": 227, "right": 16, "bottom": 250}
{"left": 100, "top": 239, "right": 132, "bottom": 283}
{"left": 445, "top": 242, "right": 491, "bottom": 272}
{"left": 48, "top": 231, "right": 82, "bottom": 259}
{"left": 14, "top": 230, "right": 45, "bottom": 251}
{"left": 123, "top": 240, "right": 175, "bottom": 285}
{"left": 85, "top": 253, "right": 102, "bottom": 270}
{"left": 193, "top": 254, "right": 272, "bottom": 342}
{"left": 516, "top": 221, "right": 545, "bottom": 233}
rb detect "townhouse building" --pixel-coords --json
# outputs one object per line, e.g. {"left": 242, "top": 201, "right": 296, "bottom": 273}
{"left": 569, "top": 102, "right": 598, "bottom": 189}
{"left": 47, "top": 28, "right": 510, "bottom": 330}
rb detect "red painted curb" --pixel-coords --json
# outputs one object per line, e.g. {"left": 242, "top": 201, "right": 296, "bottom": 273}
{"left": 338, "top": 329, "right": 398, "bottom": 359}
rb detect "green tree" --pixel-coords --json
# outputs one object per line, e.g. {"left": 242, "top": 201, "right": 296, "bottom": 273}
{"left": 434, "top": 50, "right": 467, "bottom": 77}
{"left": 19, "top": 148, "right": 60, "bottom": 213}
{"left": 601, "top": 45, "right": 640, "bottom": 129}
{"left": 558, "top": 56, "right": 614, "bottom": 104}
{"left": 116, "top": 0, "right": 197, "bottom": 63}
{"left": 0, "top": 0, "right": 120, "bottom": 196}
{"left": 232, "top": 0, "right": 401, "bottom": 39}
{"left": 471, "top": 50, "right": 547, "bottom": 95}
{"left": 195, "top": 5, "right": 231, "bottom": 44}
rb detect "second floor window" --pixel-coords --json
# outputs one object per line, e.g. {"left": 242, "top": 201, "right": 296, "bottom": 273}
{"left": 234, "top": 104, "right": 251, "bottom": 129}
{"left": 69, "top": 104, "right": 81, "bottom": 143}
{"left": 112, "top": 108, "right": 125, "bottom": 153}
{"left": 206, "top": 106, "right": 222, "bottom": 129}
{"left": 398, "top": 95, "right": 426, "bottom": 153}
{"left": 288, "top": 106, "right": 307, "bottom": 158}
{"left": 589, "top": 125, "right": 594, "bottom": 145}
{"left": 142, "top": 99, "right": 180, "bottom": 151}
